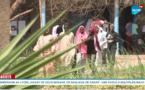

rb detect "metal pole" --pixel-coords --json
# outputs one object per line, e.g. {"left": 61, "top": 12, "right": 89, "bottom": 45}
{"left": 114, "top": 0, "right": 119, "bottom": 55}
{"left": 39, "top": 0, "right": 46, "bottom": 27}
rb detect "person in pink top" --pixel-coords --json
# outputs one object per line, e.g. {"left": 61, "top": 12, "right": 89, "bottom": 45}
{"left": 75, "top": 26, "right": 88, "bottom": 73}
{"left": 33, "top": 28, "right": 56, "bottom": 77}
{"left": 54, "top": 26, "right": 63, "bottom": 65}
{"left": 75, "top": 26, "right": 88, "bottom": 58}
{"left": 54, "top": 26, "right": 63, "bottom": 51}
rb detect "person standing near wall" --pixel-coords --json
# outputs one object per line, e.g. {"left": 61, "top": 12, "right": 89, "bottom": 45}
{"left": 125, "top": 21, "right": 134, "bottom": 52}
{"left": 57, "top": 23, "right": 76, "bottom": 67}
{"left": 105, "top": 24, "right": 119, "bottom": 68}
{"left": 95, "top": 25, "right": 108, "bottom": 68}
{"left": 130, "top": 18, "right": 139, "bottom": 53}
{"left": 75, "top": 25, "right": 88, "bottom": 73}
{"left": 33, "top": 28, "right": 56, "bottom": 77}
{"left": 86, "top": 27, "right": 102, "bottom": 75}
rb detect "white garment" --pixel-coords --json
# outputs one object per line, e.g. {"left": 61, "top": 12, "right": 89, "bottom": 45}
{"left": 107, "top": 34, "right": 114, "bottom": 43}
{"left": 62, "top": 24, "right": 65, "bottom": 32}
{"left": 95, "top": 27, "right": 107, "bottom": 66}
{"left": 85, "top": 19, "right": 93, "bottom": 34}
{"left": 100, "top": 20, "right": 105, "bottom": 25}
{"left": 142, "top": 25, "right": 145, "bottom": 32}
{"left": 52, "top": 25, "right": 59, "bottom": 38}
{"left": 58, "top": 32, "right": 76, "bottom": 67}
{"left": 97, "top": 27, "right": 108, "bottom": 49}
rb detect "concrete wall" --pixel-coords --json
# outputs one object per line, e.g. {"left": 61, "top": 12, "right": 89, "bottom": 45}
{"left": 0, "top": 0, "right": 10, "bottom": 52}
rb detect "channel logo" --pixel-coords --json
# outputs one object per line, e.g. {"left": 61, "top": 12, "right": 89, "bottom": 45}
{"left": 131, "top": 4, "right": 143, "bottom": 15}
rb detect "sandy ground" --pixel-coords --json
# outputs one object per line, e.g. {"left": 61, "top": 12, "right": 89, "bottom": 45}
{"left": 115, "top": 55, "right": 145, "bottom": 69}
{"left": 85, "top": 55, "right": 145, "bottom": 75}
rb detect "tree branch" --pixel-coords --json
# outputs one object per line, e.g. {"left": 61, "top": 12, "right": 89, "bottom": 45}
{"left": 10, "top": 9, "right": 33, "bottom": 21}
{"left": 10, "top": 0, "right": 25, "bottom": 17}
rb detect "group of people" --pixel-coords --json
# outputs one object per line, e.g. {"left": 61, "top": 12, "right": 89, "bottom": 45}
{"left": 33, "top": 18, "right": 119, "bottom": 76}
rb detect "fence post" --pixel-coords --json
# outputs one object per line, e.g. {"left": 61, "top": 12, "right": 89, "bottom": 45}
{"left": 39, "top": 0, "right": 46, "bottom": 27}
{"left": 114, "top": 0, "right": 119, "bottom": 55}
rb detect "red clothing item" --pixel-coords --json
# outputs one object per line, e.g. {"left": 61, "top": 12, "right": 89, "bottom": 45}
{"left": 87, "top": 27, "right": 101, "bottom": 51}
{"left": 126, "top": 35, "right": 134, "bottom": 51}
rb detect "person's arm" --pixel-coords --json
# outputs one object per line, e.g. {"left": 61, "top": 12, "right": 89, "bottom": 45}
{"left": 33, "top": 37, "right": 41, "bottom": 52}
{"left": 111, "top": 33, "right": 119, "bottom": 42}
{"left": 95, "top": 35, "right": 101, "bottom": 51}
{"left": 104, "top": 22, "right": 114, "bottom": 25}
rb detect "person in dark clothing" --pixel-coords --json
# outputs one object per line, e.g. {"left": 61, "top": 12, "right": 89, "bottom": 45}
{"left": 86, "top": 27, "right": 102, "bottom": 75}
{"left": 103, "top": 24, "right": 119, "bottom": 68}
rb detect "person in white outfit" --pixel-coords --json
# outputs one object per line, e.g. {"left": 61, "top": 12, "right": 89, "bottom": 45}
{"left": 95, "top": 25, "right": 108, "bottom": 67}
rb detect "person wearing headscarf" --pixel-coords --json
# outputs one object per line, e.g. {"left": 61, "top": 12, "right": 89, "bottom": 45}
{"left": 54, "top": 26, "right": 63, "bottom": 51}
{"left": 52, "top": 25, "right": 59, "bottom": 38}
{"left": 86, "top": 27, "right": 102, "bottom": 75}
{"left": 75, "top": 25, "right": 88, "bottom": 73}
{"left": 57, "top": 23, "right": 76, "bottom": 67}
{"left": 33, "top": 28, "right": 56, "bottom": 77}
{"left": 95, "top": 25, "right": 107, "bottom": 67}
{"left": 53, "top": 26, "right": 63, "bottom": 69}
{"left": 105, "top": 24, "right": 119, "bottom": 68}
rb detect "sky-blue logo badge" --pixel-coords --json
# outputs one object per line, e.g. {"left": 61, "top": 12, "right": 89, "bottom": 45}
{"left": 131, "top": 5, "right": 142, "bottom": 15}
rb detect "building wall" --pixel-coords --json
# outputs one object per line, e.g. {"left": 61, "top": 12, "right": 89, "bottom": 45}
{"left": 0, "top": 0, "right": 10, "bottom": 52}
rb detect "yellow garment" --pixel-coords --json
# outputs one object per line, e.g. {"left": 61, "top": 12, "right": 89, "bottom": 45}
{"left": 58, "top": 32, "right": 76, "bottom": 67}
{"left": 33, "top": 34, "right": 56, "bottom": 74}
{"left": 33, "top": 35, "right": 55, "bottom": 57}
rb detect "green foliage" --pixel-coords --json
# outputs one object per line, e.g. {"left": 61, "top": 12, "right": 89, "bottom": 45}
{"left": 0, "top": 9, "right": 85, "bottom": 89}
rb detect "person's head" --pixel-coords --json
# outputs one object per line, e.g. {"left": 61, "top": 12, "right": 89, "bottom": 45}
{"left": 80, "top": 27, "right": 84, "bottom": 34}
{"left": 93, "top": 17, "right": 96, "bottom": 21}
{"left": 56, "top": 26, "right": 63, "bottom": 35}
{"left": 110, "top": 24, "right": 114, "bottom": 32}
{"left": 89, "top": 27, "right": 95, "bottom": 36}
{"left": 44, "top": 28, "right": 50, "bottom": 35}
{"left": 95, "top": 25, "right": 99, "bottom": 33}
{"left": 64, "top": 23, "right": 69, "bottom": 31}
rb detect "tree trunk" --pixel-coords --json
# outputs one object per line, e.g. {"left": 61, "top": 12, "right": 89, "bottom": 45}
{"left": 0, "top": 0, "right": 10, "bottom": 52}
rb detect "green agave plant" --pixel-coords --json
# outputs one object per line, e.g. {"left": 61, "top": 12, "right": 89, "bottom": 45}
{"left": 0, "top": 9, "right": 85, "bottom": 89}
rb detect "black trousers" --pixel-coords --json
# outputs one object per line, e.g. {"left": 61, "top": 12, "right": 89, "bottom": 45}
{"left": 102, "top": 43, "right": 116, "bottom": 66}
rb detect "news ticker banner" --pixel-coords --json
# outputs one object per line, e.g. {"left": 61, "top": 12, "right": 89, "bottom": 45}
{"left": 0, "top": 79, "right": 145, "bottom": 85}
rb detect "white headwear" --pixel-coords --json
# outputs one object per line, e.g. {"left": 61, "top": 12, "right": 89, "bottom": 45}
{"left": 95, "top": 25, "right": 104, "bottom": 34}
{"left": 52, "top": 25, "right": 59, "bottom": 38}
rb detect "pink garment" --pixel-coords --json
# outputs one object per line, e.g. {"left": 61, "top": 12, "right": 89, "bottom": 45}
{"left": 52, "top": 25, "right": 59, "bottom": 38}
{"left": 91, "top": 20, "right": 101, "bottom": 28}
{"left": 125, "top": 22, "right": 131, "bottom": 29}
{"left": 87, "top": 27, "right": 101, "bottom": 52}
{"left": 75, "top": 26, "right": 88, "bottom": 58}
{"left": 125, "top": 22, "right": 131, "bottom": 36}
{"left": 54, "top": 35, "right": 59, "bottom": 51}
